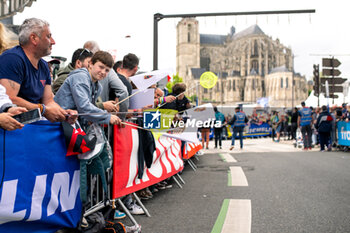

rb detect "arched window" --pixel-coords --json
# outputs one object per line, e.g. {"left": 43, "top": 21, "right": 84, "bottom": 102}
{"left": 253, "top": 40, "right": 259, "bottom": 56}
{"left": 187, "top": 24, "right": 191, "bottom": 42}
{"left": 252, "top": 60, "right": 259, "bottom": 73}
{"left": 280, "top": 77, "right": 283, "bottom": 88}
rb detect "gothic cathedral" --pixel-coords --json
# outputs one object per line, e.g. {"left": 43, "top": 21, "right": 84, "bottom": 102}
{"left": 176, "top": 18, "right": 308, "bottom": 107}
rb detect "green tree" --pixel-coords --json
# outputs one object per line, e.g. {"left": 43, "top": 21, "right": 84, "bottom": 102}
{"left": 166, "top": 73, "right": 183, "bottom": 93}
{"left": 189, "top": 94, "right": 197, "bottom": 102}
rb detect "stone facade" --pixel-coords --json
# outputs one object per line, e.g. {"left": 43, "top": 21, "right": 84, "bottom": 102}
{"left": 176, "top": 18, "right": 308, "bottom": 107}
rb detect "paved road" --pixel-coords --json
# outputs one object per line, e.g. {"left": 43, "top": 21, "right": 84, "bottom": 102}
{"left": 128, "top": 139, "right": 350, "bottom": 233}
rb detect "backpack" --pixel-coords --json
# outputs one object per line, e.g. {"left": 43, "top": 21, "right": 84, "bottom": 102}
{"left": 80, "top": 212, "right": 106, "bottom": 233}
{"left": 78, "top": 123, "right": 112, "bottom": 203}
{"left": 102, "top": 221, "right": 127, "bottom": 233}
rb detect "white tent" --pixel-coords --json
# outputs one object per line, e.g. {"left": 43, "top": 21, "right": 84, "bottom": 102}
{"left": 304, "top": 90, "right": 345, "bottom": 107}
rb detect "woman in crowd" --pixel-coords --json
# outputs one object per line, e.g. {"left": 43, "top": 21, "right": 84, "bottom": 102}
{"left": 0, "top": 22, "right": 18, "bottom": 54}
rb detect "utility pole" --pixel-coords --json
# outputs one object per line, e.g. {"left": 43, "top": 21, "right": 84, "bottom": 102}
{"left": 153, "top": 9, "right": 315, "bottom": 70}
{"left": 291, "top": 53, "right": 298, "bottom": 108}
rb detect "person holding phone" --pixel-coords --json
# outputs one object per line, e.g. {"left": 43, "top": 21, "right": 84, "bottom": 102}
{"left": 0, "top": 18, "right": 77, "bottom": 124}
{"left": 0, "top": 84, "right": 27, "bottom": 130}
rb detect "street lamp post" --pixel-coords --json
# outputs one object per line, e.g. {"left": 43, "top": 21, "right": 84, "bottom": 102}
{"left": 291, "top": 53, "right": 297, "bottom": 108}
{"left": 153, "top": 9, "right": 315, "bottom": 70}
{"left": 292, "top": 73, "right": 294, "bottom": 108}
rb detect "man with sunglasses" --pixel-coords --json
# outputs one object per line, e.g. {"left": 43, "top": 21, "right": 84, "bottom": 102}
{"left": 52, "top": 48, "right": 93, "bottom": 94}
{"left": 0, "top": 18, "right": 76, "bottom": 123}
{"left": 117, "top": 53, "right": 139, "bottom": 96}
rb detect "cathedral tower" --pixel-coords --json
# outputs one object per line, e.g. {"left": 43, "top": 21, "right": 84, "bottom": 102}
{"left": 176, "top": 18, "right": 200, "bottom": 83}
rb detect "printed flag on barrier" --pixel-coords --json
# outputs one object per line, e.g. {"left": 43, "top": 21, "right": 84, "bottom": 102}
{"left": 183, "top": 142, "right": 202, "bottom": 160}
{"left": 112, "top": 123, "right": 184, "bottom": 199}
{"left": 0, "top": 121, "right": 81, "bottom": 233}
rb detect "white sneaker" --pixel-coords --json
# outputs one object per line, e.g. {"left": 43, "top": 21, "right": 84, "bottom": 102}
{"left": 126, "top": 224, "right": 142, "bottom": 233}
{"left": 196, "top": 150, "right": 204, "bottom": 156}
{"left": 128, "top": 202, "right": 145, "bottom": 215}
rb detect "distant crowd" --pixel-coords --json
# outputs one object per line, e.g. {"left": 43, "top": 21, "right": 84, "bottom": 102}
{"left": 209, "top": 101, "right": 349, "bottom": 152}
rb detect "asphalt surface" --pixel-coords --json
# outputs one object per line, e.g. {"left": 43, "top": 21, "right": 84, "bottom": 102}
{"left": 127, "top": 139, "right": 350, "bottom": 233}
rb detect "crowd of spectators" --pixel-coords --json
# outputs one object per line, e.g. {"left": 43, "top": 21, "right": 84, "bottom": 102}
{"left": 1, "top": 17, "right": 350, "bottom": 232}
{"left": 0, "top": 18, "right": 197, "bottom": 232}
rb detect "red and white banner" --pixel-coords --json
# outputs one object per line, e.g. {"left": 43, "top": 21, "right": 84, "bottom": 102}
{"left": 112, "top": 123, "right": 184, "bottom": 199}
{"left": 183, "top": 142, "right": 202, "bottom": 159}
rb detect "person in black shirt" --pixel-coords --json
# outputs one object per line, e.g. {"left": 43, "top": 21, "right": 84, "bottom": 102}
{"left": 115, "top": 53, "right": 139, "bottom": 96}
{"left": 291, "top": 107, "right": 299, "bottom": 140}
{"left": 161, "top": 83, "right": 191, "bottom": 112}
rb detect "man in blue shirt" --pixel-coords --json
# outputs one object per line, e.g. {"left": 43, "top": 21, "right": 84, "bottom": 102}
{"left": 0, "top": 18, "right": 76, "bottom": 123}
{"left": 229, "top": 107, "right": 248, "bottom": 150}
{"left": 298, "top": 101, "right": 314, "bottom": 150}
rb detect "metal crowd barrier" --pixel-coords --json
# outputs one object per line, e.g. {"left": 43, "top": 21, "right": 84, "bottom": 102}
{"left": 82, "top": 121, "right": 149, "bottom": 226}
{"left": 82, "top": 118, "right": 192, "bottom": 226}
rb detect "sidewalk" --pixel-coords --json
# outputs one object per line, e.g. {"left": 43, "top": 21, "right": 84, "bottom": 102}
{"left": 201, "top": 137, "right": 304, "bottom": 153}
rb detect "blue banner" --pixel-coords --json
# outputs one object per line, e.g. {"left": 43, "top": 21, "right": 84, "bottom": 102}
{"left": 0, "top": 121, "right": 81, "bottom": 233}
{"left": 337, "top": 121, "right": 350, "bottom": 146}
{"left": 244, "top": 123, "right": 271, "bottom": 137}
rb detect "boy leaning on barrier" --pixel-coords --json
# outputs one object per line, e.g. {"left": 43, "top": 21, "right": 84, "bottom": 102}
{"left": 54, "top": 51, "right": 121, "bottom": 126}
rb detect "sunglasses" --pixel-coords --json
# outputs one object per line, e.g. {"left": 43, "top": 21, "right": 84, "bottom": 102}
{"left": 78, "top": 48, "right": 92, "bottom": 59}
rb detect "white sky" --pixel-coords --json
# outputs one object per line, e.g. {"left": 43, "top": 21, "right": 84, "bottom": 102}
{"left": 13, "top": 0, "right": 350, "bottom": 80}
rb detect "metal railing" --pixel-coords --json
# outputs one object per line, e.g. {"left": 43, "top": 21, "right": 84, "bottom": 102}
{"left": 82, "top": 119, "right": 191, "bottom": 227}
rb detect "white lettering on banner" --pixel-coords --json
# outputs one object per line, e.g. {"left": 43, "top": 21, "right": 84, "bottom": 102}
{"left": 249, "top": 127, "right": 269, "bottom": 133}
{"left": 158, "top": 137, "right": 173, "bottom": 173}
{"left": 126, "top": 129, "right": 140, "bottom": 188}
{"left": 47, "top": 170, "right": 80, "bottom": 216}
{"left": 140, "top": 168, "right": 150, "bottom": 183}
{"left": 187, "top": 119, "right": 197, "bottom": 127}
{"left": 146, "top": 158, "right": 162, "bottom": 179}
{"left": 146, "top": 149, "right": 163, "bottom": 179}
{"left": 340, "top": 127, "right": 350, "bottom": 140}
{"left": 186, "top": 143, "right": 195, "bottom": 153}
{"left": 0, "top": 180, "right": 26, "bottom": 224}
{"left": 176, "top": 140, "right": 184, "bottom": 167}
{"left": 124, "top": 130, "right": 183, "bottom": 189}
{"left": 0, "top": 170, "right": 79, "bottom": 225}
{"left": 166, "top": 138, "right": 182, "bottom": 170}
{"left": 27, "top": 175, "right": 47, "bottom": 221}
{"left": 170, "top": 138, "right": 182, "bottom": 166}
{"left": 165, "top": 119, "right": 220, "bottom": 128}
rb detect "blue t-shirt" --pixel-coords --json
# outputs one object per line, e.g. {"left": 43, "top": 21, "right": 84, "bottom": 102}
{"left": 298, "top": 107, "right": 312, "bottom": 126}
{"left": 0, "top": 46, "right": 51, "bottom": 103}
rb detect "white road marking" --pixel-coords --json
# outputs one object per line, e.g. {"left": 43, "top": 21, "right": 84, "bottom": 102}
{"left": 221, "top": 199, "right": 251, "bottom": 233}
{"left": 222, "top": 153, "right": 237, "bottom": 163}
{"left": 212, "top": 138, "right": 301, "bottom": 153}
{"left": 229, "top": 166, "right": 248, "bottom": 186}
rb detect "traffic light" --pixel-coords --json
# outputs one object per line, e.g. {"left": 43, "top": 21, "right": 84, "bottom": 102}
{"left": 313, "top": 64, "right": 319, "bottom": 97}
